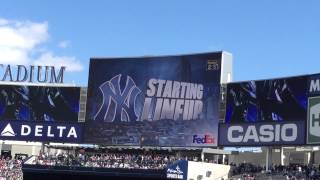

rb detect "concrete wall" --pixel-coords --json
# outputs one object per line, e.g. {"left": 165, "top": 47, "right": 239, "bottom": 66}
{"left": 228, "top": 149, "right": 281, "bottom": 166}
{"left": 286, "top": 152, "right": 304, "bottom": 164}
{"left": 221, "top": 52, "right": 233, "bottom": 84}
{"left": 187, "top": 161, "right": 230, "bottom": 180}
{"left": 313, "top": 151, "right": 320, "bottom": 164}
{"left": 11, "top": 144, "right": 41, "bottom": 157}
{"left": 0, "top": 143, "right": 41, "bottom": 158}
{"left": 228, "top": 148, "right": 320, "bottom": 166}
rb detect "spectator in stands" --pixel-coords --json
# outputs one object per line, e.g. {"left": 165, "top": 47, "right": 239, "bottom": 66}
{"left": 32, "top": 151, "right": 178, "bottom": 170}
{"left": 0, "top": 156, "right": 23, "bottom": 180}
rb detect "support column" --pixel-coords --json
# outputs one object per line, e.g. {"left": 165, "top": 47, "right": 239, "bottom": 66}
{"left": 201, "top": 151, "right": 205, "bottom": 162}
{"left": 266, "top": 147, "right": 273, "bottom": 172}
{"left": 41, "top": 142, "right": 45, "bottom": 153}
{"left": 222, "top": 154, "right": 226, "bottom": 164}
{"left": 0, "top": 140, "right": 3, "bottom": 153}
{"left": 214, "top": 154, "right": 219, "bottom": 163}
{"left": 176, "top": 151, "right": 182, "bottom": 160}
{"left": 310, "top": 151, "right": 315, "bottom": 165}
{"left": 306, "top": 152, "right": 311, "bottom": 164}
{"left": 280, "top": 147, "right": 285, "bottom": 166}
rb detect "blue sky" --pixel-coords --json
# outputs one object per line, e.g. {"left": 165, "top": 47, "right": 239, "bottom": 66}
{"left": 0, "top": 0, "right": 319, "bottom": 86}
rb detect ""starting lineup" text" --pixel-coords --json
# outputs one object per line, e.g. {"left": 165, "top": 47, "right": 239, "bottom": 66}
{"left": 141, "top": 79, "right": 204, "bottom": 121}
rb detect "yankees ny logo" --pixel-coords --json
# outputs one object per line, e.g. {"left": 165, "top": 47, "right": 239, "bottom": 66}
{"left": 94, "top": 74, "right": 141, "bottom": 122}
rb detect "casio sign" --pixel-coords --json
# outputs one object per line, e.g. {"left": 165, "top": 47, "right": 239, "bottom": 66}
{"left": 227, "top": 123, "right": 297, "bottom": 143}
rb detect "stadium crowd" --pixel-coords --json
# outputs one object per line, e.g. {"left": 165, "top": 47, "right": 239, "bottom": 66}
{"left": 230, "top": 162, "right": 320, "bottom": 179}
{"left": 4, "top": 150, "right": 320, "bottom": 179}
{"left": 0, "top": 157, "right": 23, "bottom": 180}
{"left": 32, "top": 151, "right": 178, "bottom": 169}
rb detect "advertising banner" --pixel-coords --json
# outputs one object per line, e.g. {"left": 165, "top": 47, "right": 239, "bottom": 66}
{"left": 225, "top": 76, "right": 308, "bottom": 124}
{"left": 0, "top": 85, "right": 80, "bottom": 122}
{"left": 222, "top": 73, "right": 320, "bottom": 146}
{"left": 307, "top": 74, "right": 320, "bottom": 144}
{"left": 85, "top": 52, "right": 222, "bottom": 147}
{"left": 0, "top": 120, "right": 83, "bottom": 143}
{"left": 218, "top": 121, "right": 305, "bottom": 146}
{"left": 166, "top": 160, "right": 188, "bottom": 180}
{"left": 166, "top": 160, "right": 230, "bottom": 180}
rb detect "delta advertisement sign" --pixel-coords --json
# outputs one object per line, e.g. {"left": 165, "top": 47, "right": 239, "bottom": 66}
{"left": 0, "top": 121, "right": 83, "bottom": 143}
{"left": 84, "top": 52, "right": 222, "bottom": 147}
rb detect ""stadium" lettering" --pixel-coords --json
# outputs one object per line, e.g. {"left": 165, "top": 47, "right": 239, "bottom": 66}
{"left": 0, "top": 64, "right": 65, "bottom": 83}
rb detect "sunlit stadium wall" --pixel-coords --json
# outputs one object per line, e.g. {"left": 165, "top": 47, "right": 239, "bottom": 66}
{"left": 219, "top": 52, "right": 233, "bottom": 124}
{"left": 79, "top": 87, "right": 87, "bottom": 122}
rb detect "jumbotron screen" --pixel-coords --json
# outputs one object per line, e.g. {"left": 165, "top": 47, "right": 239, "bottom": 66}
{"left": 225, "top": 75, "right": 308, "bottom": 124}
{"left": 85, "top": 52, "right": 222, "bottom": 147}
{"left": 0, "top": 85, "right": 80, "bottom": 122}
{"left": 220, "top": 73, "right": 320, "bottom": 146}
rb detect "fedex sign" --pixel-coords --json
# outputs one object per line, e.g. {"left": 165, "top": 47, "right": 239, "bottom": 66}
{"left": 192, "top": 134, "right": 215, "bottom": 144}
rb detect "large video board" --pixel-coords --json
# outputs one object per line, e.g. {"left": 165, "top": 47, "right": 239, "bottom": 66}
{"left": 219, "top": 74, "right": 320, "bottom": 146}
{"left": 85, "top": 52, "right": 223, "bottom": 147}
{"left": 0, "top": 85, "right": 80, "bottom": 122}
{"left": 307, "top": 74, "right": 320, "bottom": 144}
{"left": 0, "top": 84, "right": 82, "bottom": 142}
{"left": 0, "top": 120, "right": 83, "bottom": 143}
{"left": 225, "top": 76, "right": 307, "bottom": 124}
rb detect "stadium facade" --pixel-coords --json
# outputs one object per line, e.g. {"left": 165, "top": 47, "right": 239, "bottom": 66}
{"left": 1, "top": 51, "right": 320, "bottom": 179}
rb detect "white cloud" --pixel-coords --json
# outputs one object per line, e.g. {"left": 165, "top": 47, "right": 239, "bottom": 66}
{"left": 0, "top": 18, "right": 9, "bottom": 25}
{"left": 34, "top": 52, "right": 83, "bottom": 72}
{"left": 0, "top": 47, "right": 28, "bottom": 64}
{"left": 0, "top": 18, "right": 83, "bottom": 72}
{"left": 58, "top": 40, "right": 70, "bottom": 48}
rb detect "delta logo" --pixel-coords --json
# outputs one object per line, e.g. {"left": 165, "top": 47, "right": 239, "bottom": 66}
{"left": 1, "top": 123, "right": 16, "bottom": 137}
{"left": 192, "top": 134, "right": 215, "bottom": 144}
{"left": 0, "top": 122, "right": 81, "bottom": 142}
